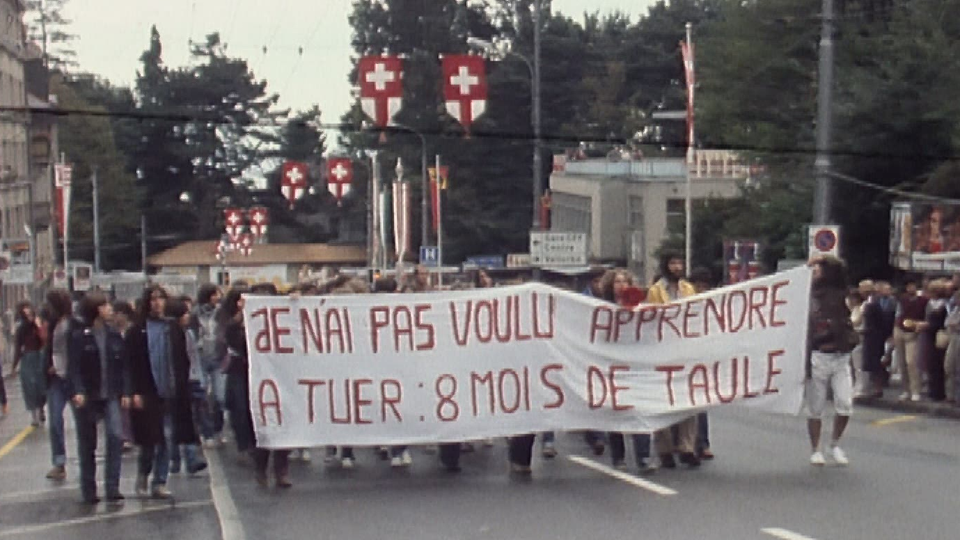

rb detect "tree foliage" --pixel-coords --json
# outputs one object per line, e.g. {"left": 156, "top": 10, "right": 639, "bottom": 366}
{"left": 24, "top": 0, "right": 77, "bottom": 71}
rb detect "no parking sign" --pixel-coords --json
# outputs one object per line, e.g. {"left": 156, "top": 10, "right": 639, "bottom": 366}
{"left": 808, "top": 225, "right": 840, "bottom": 258}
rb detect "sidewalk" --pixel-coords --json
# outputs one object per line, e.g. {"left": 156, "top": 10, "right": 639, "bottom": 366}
{"left": 855, "top": 387, "right": 960, "bottom": 420}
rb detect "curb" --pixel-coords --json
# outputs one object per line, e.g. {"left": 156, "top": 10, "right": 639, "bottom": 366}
{"left": 856, "top": 397, "right": 960, "bottom": 420}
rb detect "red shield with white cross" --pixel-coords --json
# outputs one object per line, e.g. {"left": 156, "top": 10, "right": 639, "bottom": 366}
{"left": 239, "top": 233, "right": 254, "bottom": 257}
{"left": 224, "top": 207, "right": 244, "bottom": 241}
{"left": 248, "top": 206, "right": 270, "bottom": 238}
{"left": 281, "top": 161, "right": 309, "bottom": 208}
{"left": 358, "top": 55, "right": 404, "bottom": 128}
{"left": 326, "top": 158, "right": 353, "bottom": 205}
{"left": 442, "top": 55, "right": 488, "bottom": 132}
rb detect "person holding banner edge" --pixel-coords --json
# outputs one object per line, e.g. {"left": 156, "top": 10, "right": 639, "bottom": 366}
{"left": 806, "top": 255, "right": 856, "bottom": 466}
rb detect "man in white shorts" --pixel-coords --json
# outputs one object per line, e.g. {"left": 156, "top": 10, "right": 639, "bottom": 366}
{"left": 806, "top": 256, "right": 857, "bottom": 466}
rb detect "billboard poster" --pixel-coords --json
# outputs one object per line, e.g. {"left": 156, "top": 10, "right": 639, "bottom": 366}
{"left": 890, "top": 202, "right": 960, "bottom": 272}
{"left": 0, "top": 239, "right": 33, "bottom": 285}
{"left": 723, "top": 240, "right": 762, "bottom": 284}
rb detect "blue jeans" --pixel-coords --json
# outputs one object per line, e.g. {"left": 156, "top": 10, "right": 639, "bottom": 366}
{"left": 47, "top": 377, "right": 71, "bottom": 467}
{"left": 74, "top": 399, "right": 123, "bottom": 499}
{"left": 138, "top": 406, "right": 172, "bottom": 487}
{"left": 204, "top": 366, "right": 226, "bottom": 435}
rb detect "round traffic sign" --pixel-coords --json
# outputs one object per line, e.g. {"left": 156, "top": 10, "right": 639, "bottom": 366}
{"left": 813, "top": 229, "right": 837, "bottom": 252}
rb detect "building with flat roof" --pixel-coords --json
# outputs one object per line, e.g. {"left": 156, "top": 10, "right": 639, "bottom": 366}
{"left": 549, "top": 150, "right": 752, "bottom": 283}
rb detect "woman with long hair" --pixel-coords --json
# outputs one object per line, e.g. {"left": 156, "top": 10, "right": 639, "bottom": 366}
{"left": 165, "top": 298, "right": 208, "bottom": 477}
{"left": 220, "top": 287, "right": 258, "bottom": 465}
{"left": 13, "top": 301, "right": 46, "bottom": 426}
{"left": 45, "top": 289, "right": 74, "bottom": 480}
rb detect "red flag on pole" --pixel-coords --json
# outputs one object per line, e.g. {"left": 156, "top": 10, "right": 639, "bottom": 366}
{"left": 428, "top": 166, "right": 449, "bottom": 233}
{"left": 680, "top": 39, "right": 695, "bottom": 163}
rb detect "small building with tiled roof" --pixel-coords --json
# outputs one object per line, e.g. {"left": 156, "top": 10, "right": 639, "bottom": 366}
{"left": 147, "top": 241, "right": 367, "bottom": 287}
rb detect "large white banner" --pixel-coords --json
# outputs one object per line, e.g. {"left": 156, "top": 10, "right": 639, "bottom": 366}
{"left": 244, "top": 267, "right": 811, "bottom": 448}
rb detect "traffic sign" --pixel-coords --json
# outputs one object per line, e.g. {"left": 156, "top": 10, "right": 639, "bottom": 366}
{"left": 464, "top": 255, "right": 504, "bottom": 269}
{"left": 420, "top": 246, "right": 440, "bottom": 267}
{"left": 530, "top": 232, "right": 588, "bottom": 267}
{"left": 808, "top": 225, "right": 840, "bottom": 258}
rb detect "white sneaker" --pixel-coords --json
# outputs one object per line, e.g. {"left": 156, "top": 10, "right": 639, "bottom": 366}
{"left": 390, "top": 456, "right": 403, "bottom": 468}
{"left": 830, "top": 445, "right": 849, "bottom": 466}
{"left": 300, "top": 450, "right": 311, "bottom": 462}
{"left": 810, "top": 451, "right": 826, "bottom": 466}
{"left": 401, "top": 450, "right": 413, "bottom": 466}
{"left": 911, "top": 394, "right": 921, "bottom": 402}
{"left": 341, "top": 457, "right": 355, "bottom": 469}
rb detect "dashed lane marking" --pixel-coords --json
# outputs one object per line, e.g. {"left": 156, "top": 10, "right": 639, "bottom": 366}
{"left": 761, "top": 527, "right": 820, "bottom": 540}
{"left": 567, "top": 455, "right": 678, "bottom": 496}
{"left": 870, "top": 414, "right": 918, "bottom": 427}
{"left": 0, "top": 499, "right": 212, "bottom": 537}
{"left": 0, "top": 426, "right": 35, "bottom": 460}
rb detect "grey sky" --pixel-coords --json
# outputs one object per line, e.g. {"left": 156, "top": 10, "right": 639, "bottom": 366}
{"left": 66, "top": 1, "right": 654, "bottom": 126}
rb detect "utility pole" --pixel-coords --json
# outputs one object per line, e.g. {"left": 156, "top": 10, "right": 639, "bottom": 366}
{"left": 92, "top": 167, "right": 101, "bottom": 273}
{"left": 140, "top": 215, "right": 147, "bottom": 278}
{"left": 684, "top": 22, "right": 694, "bottom": 275}
{"left": 532, "top": 0, "right": 543, "bottom": 232}
{"left": 813, "top": 0, "right": 835, "bottom": 224}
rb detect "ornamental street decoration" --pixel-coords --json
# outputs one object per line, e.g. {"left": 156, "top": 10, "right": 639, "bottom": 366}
{"left": 281, "top": 161, "right": 309, "bottom": 208}
{"left": 441, "top": 54, "right": 488, "bottom": 133}
{"left": 326, "top": 157, "right": 354, "bottom": 206}
{"left": 358, "top": 55, "right": 404, "bottom": 129}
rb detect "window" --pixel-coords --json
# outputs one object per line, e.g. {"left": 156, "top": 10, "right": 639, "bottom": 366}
{"left": 666, "top": 199, "right": 686, "bottom": 235}
{"left": 551, "top": 192, "right": 591, "bottom": 235}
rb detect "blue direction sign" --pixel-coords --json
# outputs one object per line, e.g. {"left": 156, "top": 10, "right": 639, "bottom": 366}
{"left": 420, "top": 246, "right": 440, "bottom": 267}
{"left": 464, "top": 255, "right": 505, "bottom": 269}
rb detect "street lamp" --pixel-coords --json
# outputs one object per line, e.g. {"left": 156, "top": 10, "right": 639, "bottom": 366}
{"left": 467, "top": 0, "right": 543, "bottom": 233}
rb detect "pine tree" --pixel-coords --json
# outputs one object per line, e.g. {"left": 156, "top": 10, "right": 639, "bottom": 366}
{"left": 24, "top": 0, "right": 78, "bottom": 71}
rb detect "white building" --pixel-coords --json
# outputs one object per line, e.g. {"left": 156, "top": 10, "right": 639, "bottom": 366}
{"left": 549, "top": 150, "right": 751, "bottom": 283}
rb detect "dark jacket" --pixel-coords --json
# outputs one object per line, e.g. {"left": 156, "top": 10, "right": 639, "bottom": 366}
{"left": 126, "top": 319, "right": 199, "bottom": 446}
{"left": 861, "top": 299, "right": 887, "bottom": 373}
{"left": 67, "top": 321, "right": 131, "bottom": 400}
{"left": 809, "top": 286, "right": 856, "bottom": 355}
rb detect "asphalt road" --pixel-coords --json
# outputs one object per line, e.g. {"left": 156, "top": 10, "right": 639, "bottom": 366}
{"left": 1, "top": 373, "right": 957, "bottom": 540}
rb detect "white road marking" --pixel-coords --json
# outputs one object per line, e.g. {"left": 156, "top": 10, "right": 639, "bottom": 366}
{"left": 0, "top": 500, "right": 212, "bottom": 537}
{"left": 567, "top": 455, "right": 678, "bottom": 496}
{"left": 761, "top": 527, "right": 820, "bottom": 540}
{"left": 206, "top": 450, "right": 248, "bottom": 540}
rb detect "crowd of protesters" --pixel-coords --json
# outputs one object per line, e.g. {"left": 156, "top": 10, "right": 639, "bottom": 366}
{"left": 3, "top": 252, "right": 960, "bottom": 502}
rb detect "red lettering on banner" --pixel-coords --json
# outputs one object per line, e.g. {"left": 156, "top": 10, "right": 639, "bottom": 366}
{"left": 587, "top": 366, "right": 607, "bottom": 409}
{"left": 523, "top": 365, "right": 531, "bottom": 411}
{"left": 541, "top": 364, "right": 565, "bottom": 409}
{"left": 394, "top": 306, "right": 414, "bottom": 351}
{"left": 635, "top": 306, "right": 659, "bottom": 341}
{"left": 742, "top": 355, "right": 760, "bottom": 399}
{"left": 590, "top": 307, "right": 613, "bottom": 343}
{"left": 655, "top": 365, "right": 684, "bottom": 406}
{"left": 727, "top": 290, "right": 748, "bottom": 333}
{"left": 613, "top": 308, "right": 635, "bottom": 342}
{"left": 688, "top": 364, "right": 711, "bottom": 406}
{"left": 770, "top": 281, "right": 789, "bottom": 327}
{"left": 493, "top": 297, "right": 513, "bottom": 343}
{"left": 748, "top": 287, "right": 769, "bottom": 329}
{"left": 513, "top": 295, "right": 532, "bottom": 341}
{"left": 353, "top": 379, "right": 373, "bottom": 424}
{"left": 609, "top": 365, "right": 633, "bottom": 411}
{"left": 298, "top": 379, "right": 326, "bottom": 424}
{"left": 381, "top": 380, "right": 403, "bottom": 423}
{"left": 325, "top": 309, "right": 349, "bottom": 354}
{"left": 713, "top": 358, "right": 738, "bottom": 404}
{"left": 532, "top": 293, "right": 555, "bottom": 338}
{"left": 435, "top": 374, "right": 460, "bottom": 422}
{"left": 343, "top": 309, "right": 354, "bottom": 352}
{"left": 471, "top": 371, "right": 495, "bottom": 416}
{"left": 450, "top": 301, "right": 472, "bottom": 346}
{"left": 683, "top": 301, "right": 702, "bottom": 338}
{"left": 270, "top": 307, "right": 294, "bottom": 354}
{"left": 498, "top": 369, "right": 522, "bottom": 413}
{"left": 658, "top": 304, "right": 682, "bottom": 342}
{"left": 765, "top": 349, "right": 784, "bottom": 394}
{"left": 704, "top": 297, "right": 724, "bottom": 336}
{"left": 251, "top": 308, "right": 270, "bottom": 352}
{"left": 301, "top": 308, "right": 325, "bottom": 353}
{"left": 258, "top": 379, "right": 282, "bottom": 426}
{"left": 329, "top": 379, "right": 352, "bottom": 424}
{"left": 414, "top": 305, "right": 436, "bottom": 350}
{"left": 370, "top": 306, "right": 389, "bottom": 354}
{"left": 474, "top": 301, "right": 494, "bottom": 343}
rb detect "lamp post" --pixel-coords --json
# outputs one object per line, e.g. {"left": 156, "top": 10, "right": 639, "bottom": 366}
{"left": 467, "top": 5, "right": 543, "bottom": 232}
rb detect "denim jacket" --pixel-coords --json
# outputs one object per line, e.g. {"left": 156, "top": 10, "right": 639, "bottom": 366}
{"left": 67, "top": 322, "right": 132, "bottom": 400}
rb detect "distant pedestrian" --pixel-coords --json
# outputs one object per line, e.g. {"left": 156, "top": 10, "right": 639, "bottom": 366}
{"left": 806, "top": 256, "right": 857, "bottom": 466}
{"left": 194, "top": 284, "right": 226, "bottom": 447}
{"left": 166, "top": 298, "right": 208, "bottom": 477}
{"left": 44, "top": 289, "right": 74, "bottom": 481}
{"left": 894, "top": 278, "right": 927, "bottom": 401}
{"left": 68, "top": 292, "right": 130, "bottom": 504}
{"left": 689, "top": 267, "right": 716, "bottom": 460}
{"left": 13, "top": 302, "right": 46, "bottom": 426}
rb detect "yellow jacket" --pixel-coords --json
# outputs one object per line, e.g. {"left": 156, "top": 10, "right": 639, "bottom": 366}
{"left": 646, "top": 278, "right": 696, "bottom": 304}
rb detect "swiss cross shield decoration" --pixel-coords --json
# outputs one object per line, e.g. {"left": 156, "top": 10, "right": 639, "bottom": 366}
{"left": 238, "top": 233, "right": 254, "bottom": 257}
{"left": 442, "top": 55, "right": 488, "bottom": 133}
{"left": 326, "top": 158, "right": 353, "bottom": 206}
{"left": 248, "top": 206, "right": 270, "bottom": 238}
{"left": 358, "top": 55, "right": 404, "bottom": 129}
{"left": 281, "top": 161, "right": 309, "bottom": 208}
{"left": 224, "top": 207, "right": 244, "bottom": 240}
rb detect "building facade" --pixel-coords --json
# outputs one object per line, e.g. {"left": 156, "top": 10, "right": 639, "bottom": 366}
{"left": 550, "top": 150, "right": 750, "bottom": 283}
